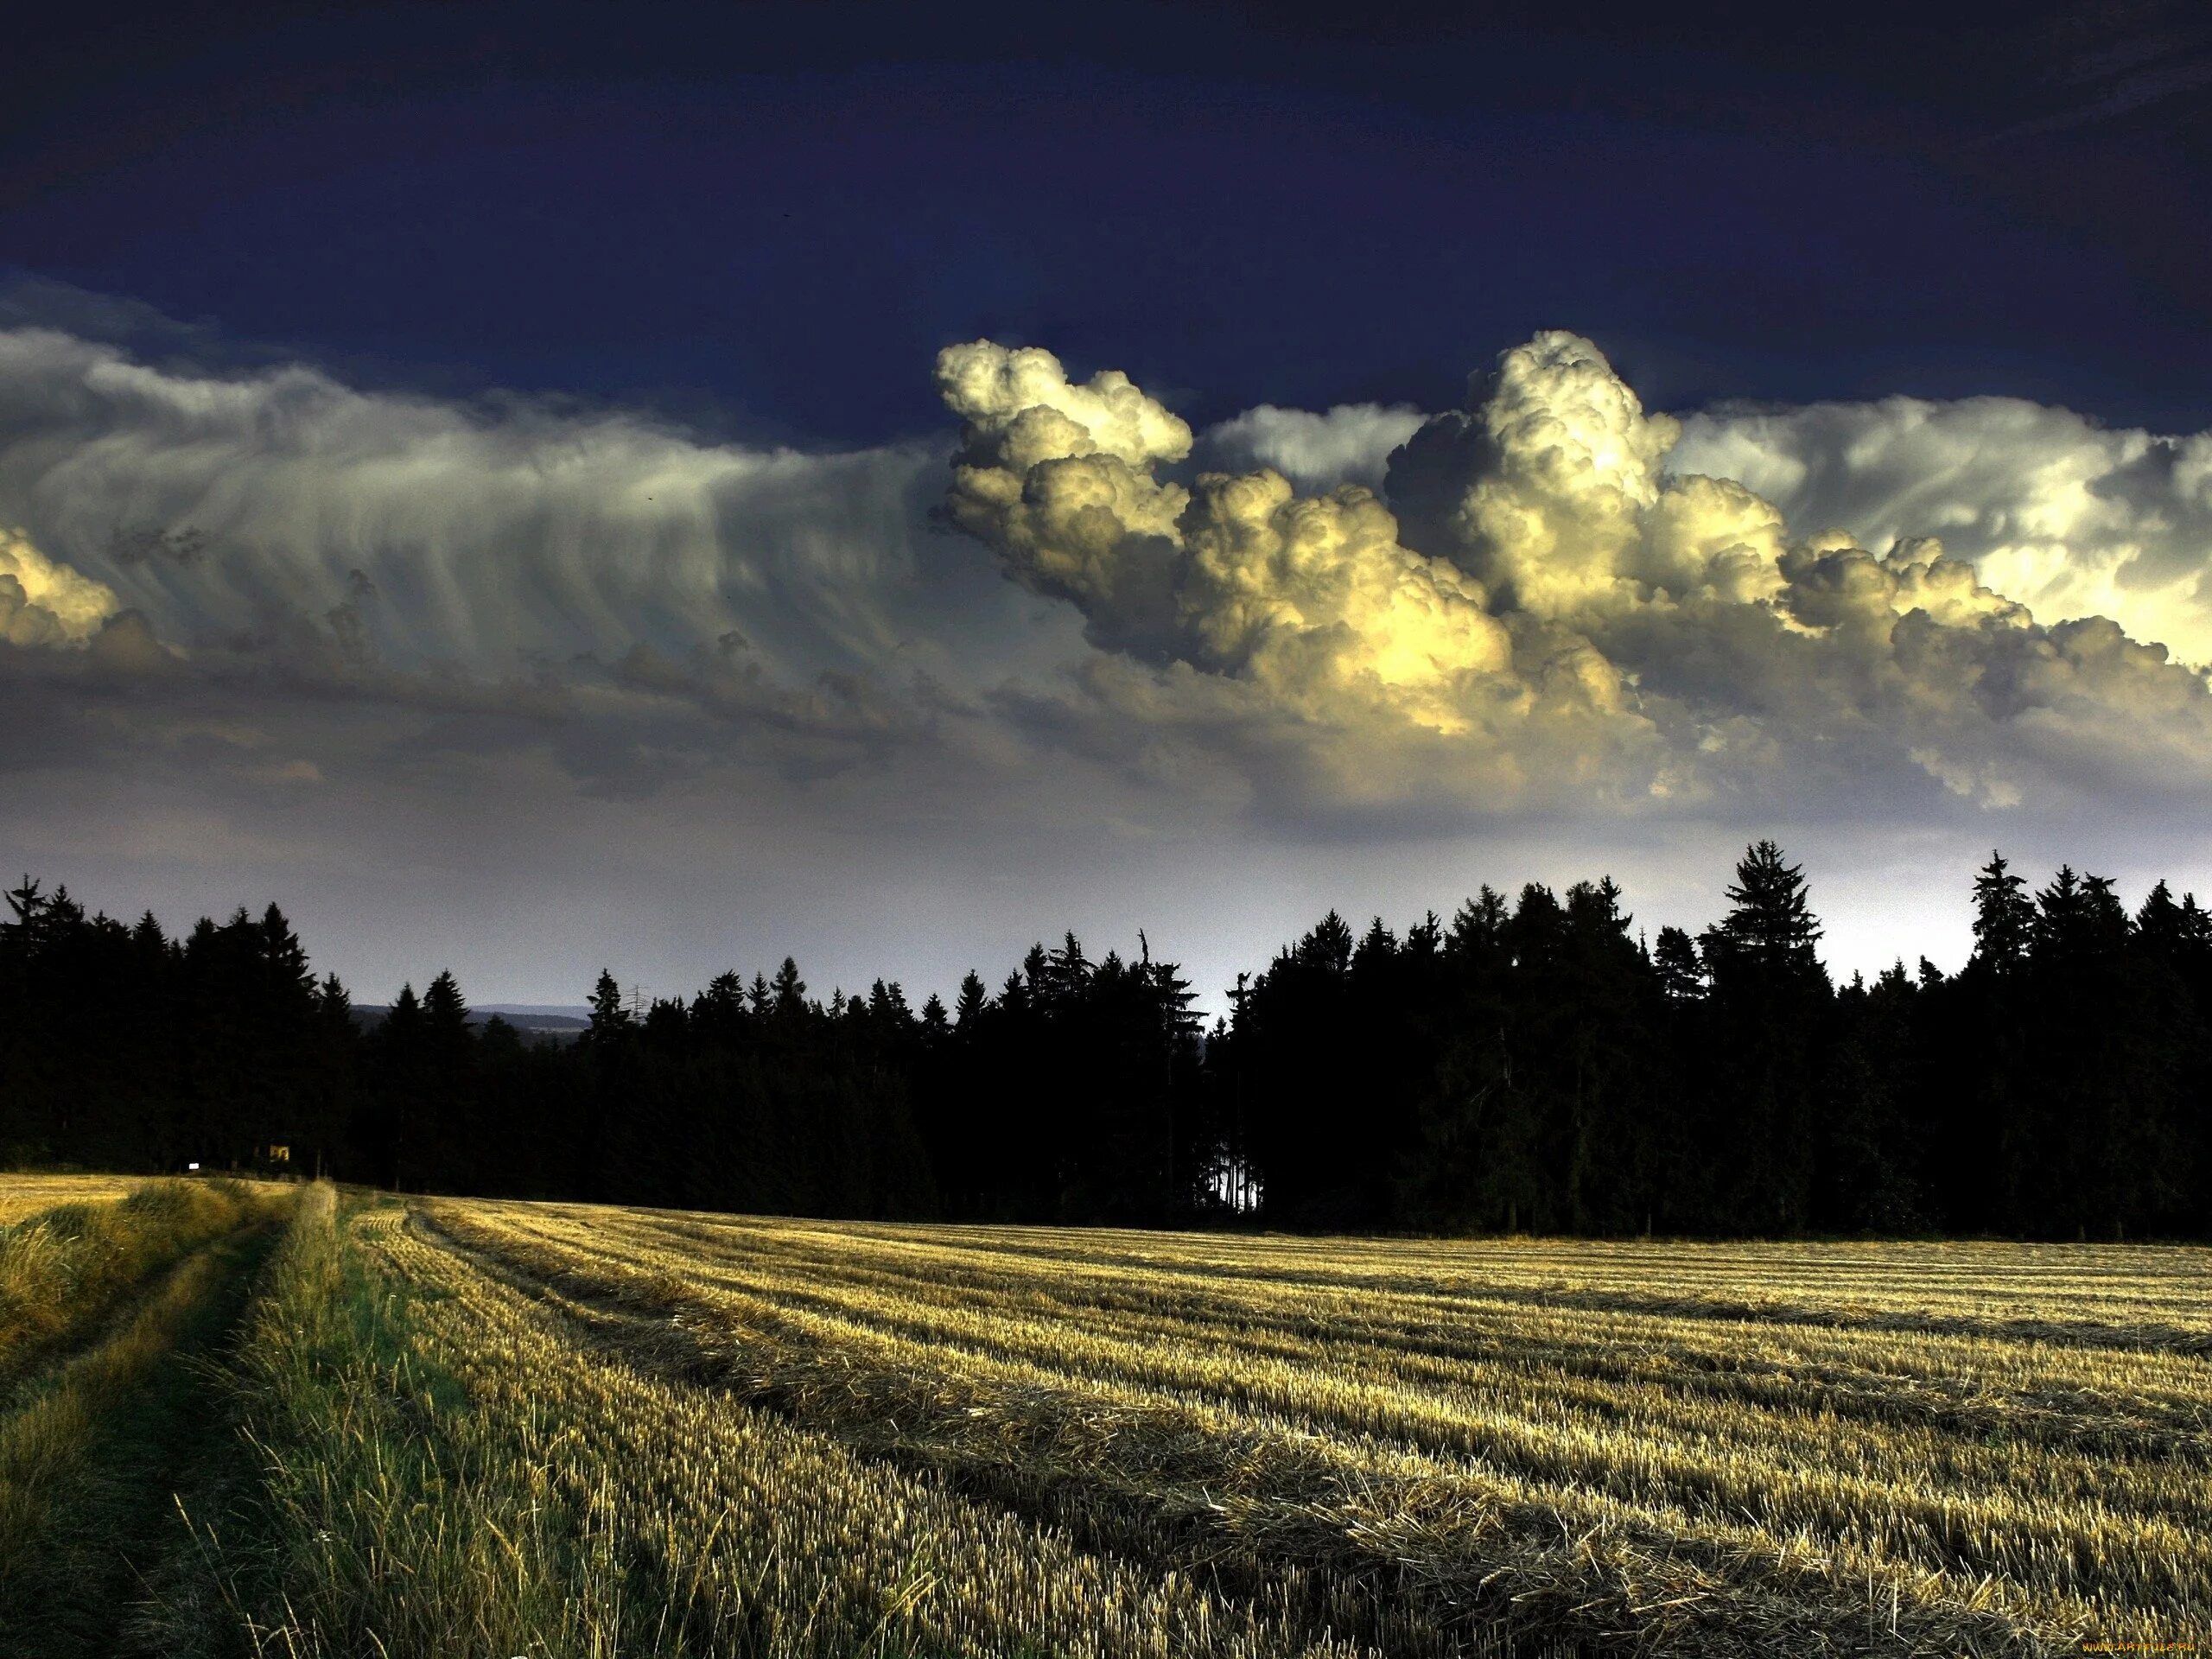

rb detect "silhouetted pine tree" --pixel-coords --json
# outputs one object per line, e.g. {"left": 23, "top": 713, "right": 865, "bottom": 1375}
{"left": 1700, "top": 842, "right": 1829, "bottom": 1232}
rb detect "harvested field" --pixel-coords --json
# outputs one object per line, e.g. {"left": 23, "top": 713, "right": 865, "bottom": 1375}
{"left": 3, "top": 1184, "right": 2206, "bottom": 1657}
{"left": 0, "top": 1173, "right": 140, "bottom": 1224}
{"left": 401, "top": 1202, "right": 2212, "bottom": 1658}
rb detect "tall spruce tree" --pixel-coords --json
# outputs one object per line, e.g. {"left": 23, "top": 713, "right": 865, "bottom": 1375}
{"left": 1699, "top": 842, "right": 1829, "bottom": 1231}
{"left": 1970, "top": 852, "right": 2034, "bottom": 972}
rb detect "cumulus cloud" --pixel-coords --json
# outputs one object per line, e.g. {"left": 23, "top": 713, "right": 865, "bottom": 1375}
{"left": 0, "top": 526, "right": 117, "bottom": 646}
{"left": 1200, "top": 380, "right": 2212, "bottom": 673}
{"left": 1672, "top": 393, "right": 2212, "bottom": 668}
{"left": 938, "top": 340, "right": 1525, "bottom": 741}
{"left": 939, "top": 330, "right": 2212, "bottom": 817}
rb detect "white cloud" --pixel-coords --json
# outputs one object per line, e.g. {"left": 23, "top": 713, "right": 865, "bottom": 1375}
{"left": 939, "top": 340, "right": 1522, "bottom": 740}
{"left": 0, "top": 325, "right": 1070, "bottom": 816}
{"left": 941, "top": 329, "right": 2212, "bottom": 817}
{"left": 1672, "top": 393, "right": 2212, "bottom": 668}
{"left": 1199, "top": 402, "right": 1426, "bottom": 494}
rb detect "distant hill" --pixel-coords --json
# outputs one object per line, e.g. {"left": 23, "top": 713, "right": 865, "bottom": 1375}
{"left": 351, "top": 1004, "right": 590, "bottom": 1042}
{"left": 476, "top": 1004, "right": 593, "bottom": 1029}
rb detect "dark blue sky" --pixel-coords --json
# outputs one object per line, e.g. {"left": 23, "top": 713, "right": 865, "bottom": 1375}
{"left": 5, "top": 0, "right": 2209, "bottom": 440}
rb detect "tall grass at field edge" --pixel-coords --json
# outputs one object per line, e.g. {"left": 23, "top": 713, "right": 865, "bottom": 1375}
{"left": 0, "top": 1216, "right": 287, "bottom": 1653}
{"left": 0, "top": 1179, "right": 272, "bottom": 1382}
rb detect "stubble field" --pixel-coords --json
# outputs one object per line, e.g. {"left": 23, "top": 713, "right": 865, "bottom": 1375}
{"left": 0, "top": 1172, "right": 140, "bottom": 1224}
{"left": 1, "top": 1173, "right": 2206, "bottom": 1656}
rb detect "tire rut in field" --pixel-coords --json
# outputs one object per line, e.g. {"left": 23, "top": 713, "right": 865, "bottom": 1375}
{"left": 419, "top": 1206, "right": 2065, "bottom": 1659}
{"left": 0, "top": 1220, "right": 280, "bottom": 1659}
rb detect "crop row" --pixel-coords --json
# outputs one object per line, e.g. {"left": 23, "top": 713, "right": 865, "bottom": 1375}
{"left": 426, "top": 1200, "right": 2209, "bottom": 1656}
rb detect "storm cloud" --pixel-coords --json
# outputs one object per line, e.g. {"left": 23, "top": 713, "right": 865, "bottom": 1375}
{"left": 3, "top": 316, "right": 2210, "bottom": 1001}
{"left": 0, "top": 323, "right": 1018, "bottom": 801}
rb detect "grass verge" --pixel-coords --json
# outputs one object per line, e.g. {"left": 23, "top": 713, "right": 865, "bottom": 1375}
{"left": 157, "top": 1185, "right": 724, "bottom": 1658}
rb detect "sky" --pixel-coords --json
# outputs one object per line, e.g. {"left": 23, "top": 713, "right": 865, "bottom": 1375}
{"left": 3, "top": 0, "right": 2211, "bottom": 1012}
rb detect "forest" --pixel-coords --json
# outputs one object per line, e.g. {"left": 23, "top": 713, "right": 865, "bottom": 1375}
{"left": 2, "top": 842, "right": 2207, "bottom": 1239}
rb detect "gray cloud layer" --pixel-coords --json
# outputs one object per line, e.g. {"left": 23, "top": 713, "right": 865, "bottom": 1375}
{"left": 0, "top": 325, "right": 944, "bottom": 671}
{"left": 0, "top": 325, "right": 1033, "bottom": 804}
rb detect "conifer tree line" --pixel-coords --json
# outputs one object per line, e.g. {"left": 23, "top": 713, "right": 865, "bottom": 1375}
{"left": 3, "top": 842, "right": 2208, "bottom": 1238}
